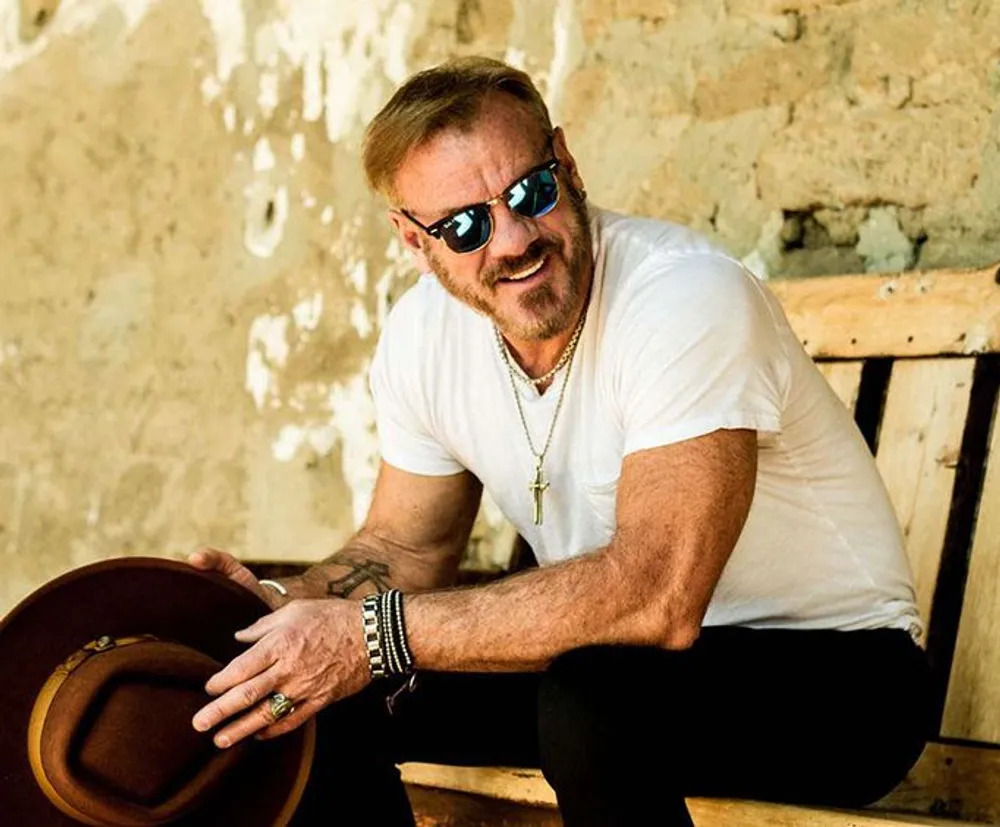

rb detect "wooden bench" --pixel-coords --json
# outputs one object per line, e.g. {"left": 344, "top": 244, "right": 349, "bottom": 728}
{"left": 252, "top": 261, "right": 1000, "bottom": 826}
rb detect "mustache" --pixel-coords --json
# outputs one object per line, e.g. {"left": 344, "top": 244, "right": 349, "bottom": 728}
{"left": 484, "top": 238, "right": 560, "bottom": 288}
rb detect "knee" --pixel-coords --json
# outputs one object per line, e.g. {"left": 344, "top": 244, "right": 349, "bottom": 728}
{"left": 536, "top": 645, "right": 675, "bottom": 789}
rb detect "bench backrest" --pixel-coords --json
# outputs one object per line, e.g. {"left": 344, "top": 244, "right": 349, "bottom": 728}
{"left": 770, "top": 262, "right": 1000, "bottom": 749}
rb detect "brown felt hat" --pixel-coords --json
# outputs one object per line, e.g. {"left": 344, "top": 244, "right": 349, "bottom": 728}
{"left": 0, "top": 557, "right": 315, "bottom": 826}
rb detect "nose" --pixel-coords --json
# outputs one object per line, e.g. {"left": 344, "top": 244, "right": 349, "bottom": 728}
{"left": 487, "top": 200, "right": 540, "bottom": 259}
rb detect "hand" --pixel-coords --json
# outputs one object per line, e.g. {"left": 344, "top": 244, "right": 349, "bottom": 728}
{"left": 191, "top": 598, "right": 370, "bottom": 747}
{"left": 188, "top": 547, "right": 286, "bottom": 609}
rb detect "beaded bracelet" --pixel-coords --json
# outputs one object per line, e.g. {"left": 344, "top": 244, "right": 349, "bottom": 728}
{"left": 360, "top": 590, "right": 414, "bottom": 680}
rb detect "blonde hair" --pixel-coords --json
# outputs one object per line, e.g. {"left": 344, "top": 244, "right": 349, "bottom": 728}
{"left": 363, "top": 56, "right": 553, "bottom": 201}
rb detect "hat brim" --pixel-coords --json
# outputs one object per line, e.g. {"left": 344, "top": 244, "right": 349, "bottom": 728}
{"left": 0, "top": 557, "right": 315, "bottom": 826}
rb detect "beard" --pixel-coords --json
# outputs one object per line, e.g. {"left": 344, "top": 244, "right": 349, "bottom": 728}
{"left": 425, "top": 186, "right": 593, "bottom": 342}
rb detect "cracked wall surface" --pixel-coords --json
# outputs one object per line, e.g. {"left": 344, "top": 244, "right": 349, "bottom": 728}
{"left": 1, "top": 0, "right": 999, "bottom": 612}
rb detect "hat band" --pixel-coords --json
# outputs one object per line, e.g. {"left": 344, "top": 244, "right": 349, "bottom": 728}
{"left": 27, "top": 635, "right": 156, "bottom": 826}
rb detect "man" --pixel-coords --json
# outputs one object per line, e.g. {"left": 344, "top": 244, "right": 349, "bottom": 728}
{"left": 190, "top": 57, "right": 930, "bottom": 826}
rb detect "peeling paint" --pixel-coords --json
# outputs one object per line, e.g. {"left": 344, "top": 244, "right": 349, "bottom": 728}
{"left": 252, "top": 137, "right": 276, "bottom": 171}
{"left": 292, "top": 292, "right": 323, "bottom": 331}
{"left": 290, "top": 132, "right": 305, "bottom": 162}
{"left": 246, "top": 313, "right": 290, "bottom": 410}
{"left": 326, "top": 371, "right": 379, "bottom": 527}
{"left": 545, "top": 0, "right": 584, "bottom": 123}
{"left": 257, "top": 70, "right": 279, "bottom": 118}
{"left": 320, "top": 205, "right": 334, "bottom": 224}
{"left": 350, "top": 298, "right": 372, "bottom": 338}
{"left": 200, "top": 0, "right": 419, "bottom": 143}
{"left": 198, "top": 0, "right": 245, "bottom": 85}
{"left": 0, "top": 0, "right": 159, "bottom": 74}
{"left": 200, "top": 75, "right": 222, "bottom": 103}
{"left": 266, "top": 371, "right": 379, "bottom": 532}
{"left": 346, "top": 259, "right": 367, "bottom": 292}
{"left": 253, "top": 18, "right": 279, "bottom": 67}
{"left": 1, "top": 0, "right": 156, "bottom": 72}
{"left": 244, "top": 182, "right": 288, "bottom": 258}
{"left": 504, "top": 46, "right": 526, "bottom": 69}
{"left": 272, "top": 422, "right": 337, "bottom": 461}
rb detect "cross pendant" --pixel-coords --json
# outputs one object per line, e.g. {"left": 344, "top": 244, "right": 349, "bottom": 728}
{"left": 529, "top": 457, "right": 550, "bottom": 525}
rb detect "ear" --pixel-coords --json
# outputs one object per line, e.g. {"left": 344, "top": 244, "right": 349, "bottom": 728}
{"left": 551, "top": 126, "right": 586, "bottom": 198}
{"left": 388, "top": 209, "right": 432, "bottom": 272}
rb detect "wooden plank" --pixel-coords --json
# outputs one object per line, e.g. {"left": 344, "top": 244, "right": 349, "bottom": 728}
{"left": 407, "top": 784, "right": 561, "bottom": 826}
{"left": 879, "top": 741, "right": 1000, "bottom": 824}
{"left": 874, "top": 359, "right": 975, "bottom": 626}
{"left": 401, "top": 764, "right": 554, "bottom": 808}
{"left": 768, "top": 263, "right": 1000, "bottom": 358}
{"left": 400, "top": 762, "right": 978, "bottom": 826}
{"left": 942, "top": 396, "right": 1000, "bottom": 744}
{"left": 818, "top": 361, "right": 865, "bottom": 412}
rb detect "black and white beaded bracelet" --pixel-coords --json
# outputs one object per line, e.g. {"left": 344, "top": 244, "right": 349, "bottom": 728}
{"left": 361, "top": 590, "right": 414, "bottom": 680}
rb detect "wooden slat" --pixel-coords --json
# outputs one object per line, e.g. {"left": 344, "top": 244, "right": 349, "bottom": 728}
{"left": 769, "top": 263, "right": 1000, "bottom": 358}
{"left": 879, "top": 742, "right": 1000, "bottom": 824}
{"left": 942, "top": 397, "right": 1000, "bottom": 744}
{"left": 401, "top": 764, "right": 554, "bottom": 809}
{"left": 874, "top": 359, "right": 975, "bottom": 626}
{"left": 400, "top": 762, "right": 978, "bottom": 826}
{"left": 818, "top": 360, "right": 865, "bottom": 412}
{"left": 407, "top": 784, "right": 561, "bottom": 826}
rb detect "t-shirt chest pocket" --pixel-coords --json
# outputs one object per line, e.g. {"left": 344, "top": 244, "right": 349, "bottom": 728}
{"left": 581, "top": 477, "right": 619, "bottom": 541}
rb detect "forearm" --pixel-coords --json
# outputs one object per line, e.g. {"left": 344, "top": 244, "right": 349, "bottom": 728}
{"left": 272, "top": 530, "right": 459, "bottom": 603}
{"left": 405, "top": 545, "right": 698, "bottom": 673}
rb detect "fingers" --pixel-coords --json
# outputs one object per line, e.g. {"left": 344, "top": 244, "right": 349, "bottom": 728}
{"left": 188, "top": 547, "right": 263, "bottom": 595}
{"left": 234, "top": 608, "right": 285, "bottom": 643}
{"left": 256, "top": 696, "right": 325, "bottom": 740}
{"left": 188, "top": 547, "right": 232, "bottom": 571}
{"left": 193, "top": 666, "right": 280, "bottom": 737}
{"left": 213, "top": 694, "right": 324, "bottom": 748}
{"left": 204, "top": 637, "right": 277, "bottom": 697}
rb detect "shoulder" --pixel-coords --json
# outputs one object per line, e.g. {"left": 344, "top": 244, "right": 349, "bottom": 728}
{"left": 592, "top": 208, "right": 779, "bottom": 333}
{"left": 595, "top": 207, "right": 726, "bottom": 268}
{"left": 383, "top": 273, "right": 452, "bottom": 331}
{"left": 377, "top": 273, "right": 466, "bottom": 357}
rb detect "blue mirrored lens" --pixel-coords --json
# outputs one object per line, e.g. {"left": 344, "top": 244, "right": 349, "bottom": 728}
{"left": 441, "top": 205, "right": 492, "bottom": 253}
{"left": 508, "top": 169, "right": 558, "bottom": 219}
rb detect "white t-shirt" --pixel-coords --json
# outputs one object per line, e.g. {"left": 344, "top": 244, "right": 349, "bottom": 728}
{"left": 370, "top": 206, "right": 923, "bottom": 640}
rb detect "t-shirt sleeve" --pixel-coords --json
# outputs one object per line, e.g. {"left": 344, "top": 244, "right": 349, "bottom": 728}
{"left": 368, "top": 298, "right": 465, "bottom": 477}
{"left": 613, "top": 253, "right": 789, "bottom": 456}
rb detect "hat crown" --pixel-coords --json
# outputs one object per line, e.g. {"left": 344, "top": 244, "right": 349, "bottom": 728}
{"left": 30, "top": 637, "right": 245, "bottom": 826}
{"left": 2, "top": 557, "right": 315, "bottom": 827}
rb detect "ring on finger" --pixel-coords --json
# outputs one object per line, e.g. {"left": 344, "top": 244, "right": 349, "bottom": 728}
{"left": 267, "top": 692, "right": 295, "bottom": 721}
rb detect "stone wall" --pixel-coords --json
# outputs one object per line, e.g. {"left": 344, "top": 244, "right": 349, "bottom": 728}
{"left": 1, "top": 0, "right": 998, "bottom": 612}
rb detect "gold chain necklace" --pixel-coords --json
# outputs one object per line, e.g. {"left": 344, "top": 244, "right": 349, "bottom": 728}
{"left": 494, "top": 309, "right": 587, "bottom": 525}
{"left": 505, "top": 316, "right": 586, "bottom": 388}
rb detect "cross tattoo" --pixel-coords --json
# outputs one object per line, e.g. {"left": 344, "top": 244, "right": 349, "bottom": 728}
{"left": 529, "top": 456, "right": 550, "bottom": 525}
{"left": 326, "top": 559, "right": 391, "bottom": 598}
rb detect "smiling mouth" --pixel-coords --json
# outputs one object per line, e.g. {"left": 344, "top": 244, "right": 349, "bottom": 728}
{"left": 499, "top": 257, "right": 547, "bottom": 284}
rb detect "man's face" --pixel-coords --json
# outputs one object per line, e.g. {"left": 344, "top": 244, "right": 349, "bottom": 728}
{"left": 389, "top": 97, "right": 592, "bottom": 343}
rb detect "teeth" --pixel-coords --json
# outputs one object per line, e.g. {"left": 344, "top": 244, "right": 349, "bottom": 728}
{"left": 507, "top": 257, "right": 545, "bottom": 281}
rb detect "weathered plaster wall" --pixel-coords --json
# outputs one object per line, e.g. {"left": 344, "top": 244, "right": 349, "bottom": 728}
{"left": 1, "top": 0, "right": 998, "bottom": 612}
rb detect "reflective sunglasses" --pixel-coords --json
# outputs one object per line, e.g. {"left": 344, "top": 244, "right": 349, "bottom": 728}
{"left": 401, "top": 158, "right": 561, "bottom": 255}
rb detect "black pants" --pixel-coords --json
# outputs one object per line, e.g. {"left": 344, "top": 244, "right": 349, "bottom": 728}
{"left": 290, "top": 627, "right": 932, "bottom": 826}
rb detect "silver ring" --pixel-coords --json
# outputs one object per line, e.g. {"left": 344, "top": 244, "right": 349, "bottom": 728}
{"left": 267, "top": 692, "right": 295, "bottom": 721}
